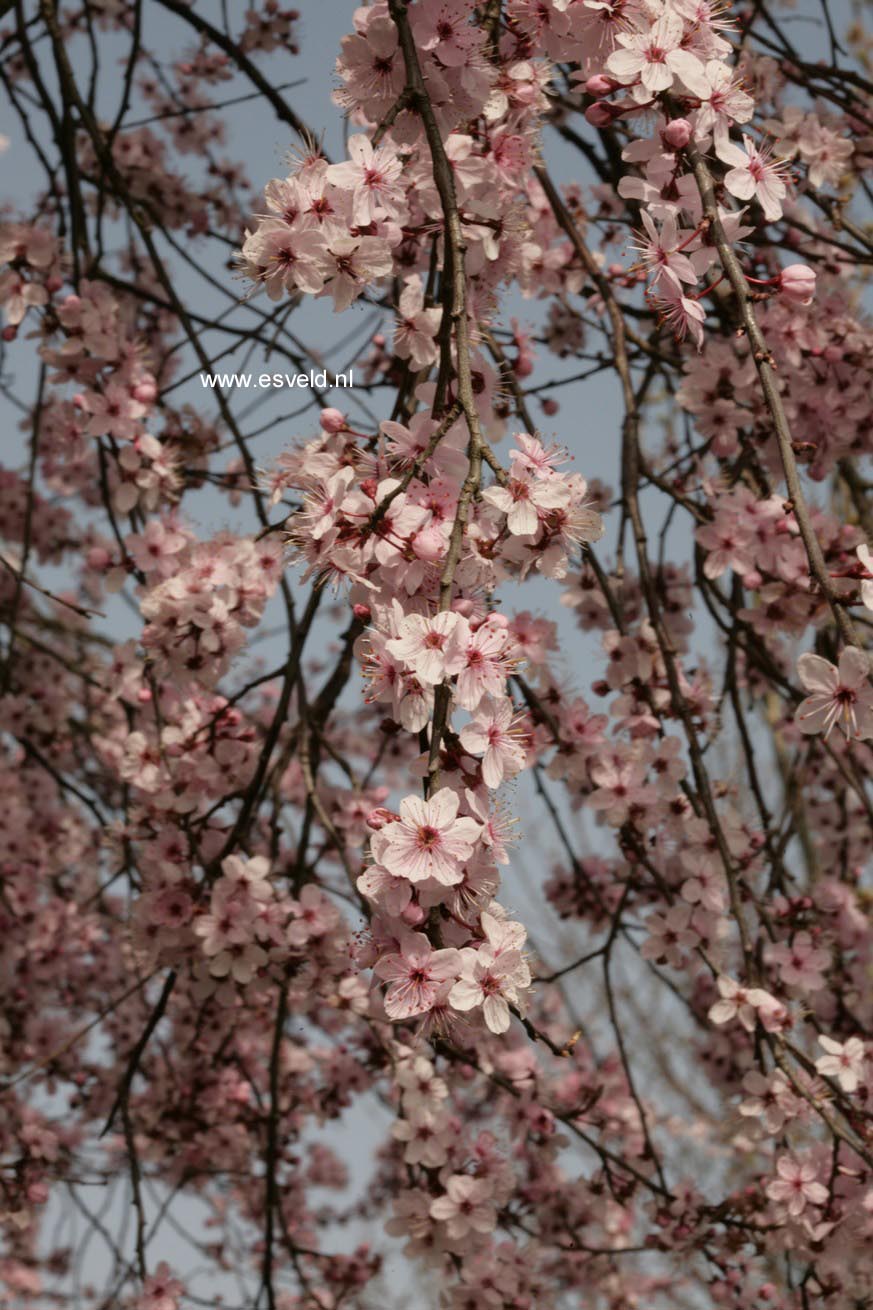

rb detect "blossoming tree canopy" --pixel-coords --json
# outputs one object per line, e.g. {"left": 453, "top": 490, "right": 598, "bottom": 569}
{"left": 2, "top": 0, "right": 873, "bottom": 1306}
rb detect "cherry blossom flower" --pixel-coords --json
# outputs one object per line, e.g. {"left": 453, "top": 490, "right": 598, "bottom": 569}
{"left": 482, "top": 473, "right": 570, "bottom": 536}
{"left": 378, "top": 790, "right": 480, "bottom": 885}
{"left": 375, "top": 931, "right": 461, "bottom": 1020}
{"left": 386, "top": 610, "right": 466, "bottom": 685}
{"left": 452, "top": 616, "right": 515, "bottom": 711}
{"left": 719, "top": 135, "right": 790, "bottom": 222}
{"left": 392, "top": 1106, "right": 453, "bottom": 1166}
{"left": 765, "top": 931, "right": 830, "bottom": 992}
{"left": 766, "top": 1155, "right": 828, "bottom": 1217}
{"left": 411, "top": 0, "right": 481, "bottom": 69}
{"left": 708, "top": 976, "right": 782, "bottom": 1033}
{"left": 794, "top": 649, "right": 873, "bottom": 740}
{"left": 136, "top": 1263, "right": 184, "bottom": 1310}
{"left": 325, "top": 135, "right": 405, "bottom": 225}
{"left": 449, "top": 938, "right": 530, "bottom": 1034}
{"left": 815, "top": 1034, "right": 867, "bottom": 1093}
{"left": 316, "top": 233, "right": 393, "bottom": 311}
{"left": 430, "top": 1174, "right": 498, "bottom": 1238}
{"left": 680, "top": 850, "right": 726, "bottom": 913}
{"left": 632, "top": 211, "right": 701, "bottom": 290}
{"left": 394, "top": 275, "right": 442, "bottom": 370}
{"left": 237, "top": 220, "right": 326, "bottom": 298}
{"left": 738, "top": 1070, "right": 799, "bottom": 1135}
{"left": 649, "top": 280, "right": 706, "bottom": 350}
{"left": 640, "top": 903, "right": 700, "bottom": 969}
{"left": 459, "top": 697, "right": 527, "bottom": 789}
{"left": 606, "top": 12, "right": 709, "bottom": 97}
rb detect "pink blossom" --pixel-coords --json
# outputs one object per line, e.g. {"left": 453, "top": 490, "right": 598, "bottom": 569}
{"left": 386, "top": 610, "right": 465, "bottom": 685}
{"left": 430, "top": 1174, "right": 497, "bottom": 1238}
{"left": 394, "top": 275, "right": 442, "bottom": 370}
{"left": 316, "top": 233, "right": 393, "bottom": 311}
{"left": 459, "top": 696, "right": 527, "bottom": 789}
{"left": 640, "top": 903, "right": 700, "bottom": 969}
{"left": 720, "top": 135, "right": 789, "bottom": 222}
{"left": 326, "top": 134, "right": 405, "bottom": 225}
{"left": 766, "top": 1155, "right": 828, "bottom": 1217}
{"left": 449, "top": 936, "right": 530, "bottom": 1034}
{"left": 815, "top": 1034, "right": 867, "bottom": 1093}
{"left": 794, "top": 649, "right": 873, "bottom": 740}
{"left": 708, "top": 976, "right": 782, "bottom": 1033}
{"left": 765, "top": 931, "right": 830, "bottom": 992}
{"left": 606, "top": 13, "right": 709, "bottom": 97}
{"left": 136, "top": 1262, "right": 184, "bottom": 1310}
{"left": 378, "top": 790, "right": 480, "bottom": 885}
{"left": 375, "top": 931, "right": 461, "bottom": 1020}
{"left": 739, "top": 1070, "right": 799, "bottom": 1135}
{"left": 482, "top": 473, "right": 570, "bottom": 537}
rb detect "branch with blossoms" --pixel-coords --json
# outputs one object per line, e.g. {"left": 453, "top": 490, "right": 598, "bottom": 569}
{"left": 3, "top": 1, "right": 873, "bottom": 1308}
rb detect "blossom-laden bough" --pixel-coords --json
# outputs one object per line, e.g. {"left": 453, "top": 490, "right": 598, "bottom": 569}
{"left": 2, "top": 0, "right": 873, "bottom": 1308}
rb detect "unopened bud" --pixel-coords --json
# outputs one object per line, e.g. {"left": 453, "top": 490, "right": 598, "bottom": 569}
{"left": 779, "top": 263, "right": 816, "bottom": 306}
{"left": 585, "top": 101, "right": 617, "bottom": 129}
{"left": 663, "top": 118, "right": 692, "bottom": 148}
{"left": 132, "top": 379, "right": 157, "bottom": 405}
{"left": 401, "top": 902, "right": 426, "bottom": 926}
{"left": 366, "top": 807, "right": 395, "bottom": 831}
{"left": 585, "top": 74, "right": 617, "bottom": 95}
{"left": 320, "top": 407, "right": 347, "bottom": 433}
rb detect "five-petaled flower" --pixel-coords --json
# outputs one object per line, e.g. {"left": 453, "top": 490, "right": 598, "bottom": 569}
{"left": 766, "top": 1155, "right": 828, "bottom": 1217}
{"left": 377, "top": 790, "right": 481, "bottom": 885}
{"left": 794, "top": 649, "right": 873, "bottom": 740}
{"left": 375, "top": 931, "right": 461, "bottom": 1020}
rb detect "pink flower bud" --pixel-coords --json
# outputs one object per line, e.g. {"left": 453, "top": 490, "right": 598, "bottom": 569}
{"left": 663, "top": 118, "right": 692, "bottom": 148}
{"left": 779, "top": 263, "right": 816, "bottom": 306}
{"left": 401, "top": 902, "right": 426, "bottom": 926}
{"left": 585, "top": 101, "right": 617, "bottom": 129}
{"left": 540, "top": 398, "right": 559, "bottom": 416}
{"left": 320, "top": 407, "right": 347, "bottom": 433}
{"left": 585, "top": 74, "right": 617, "bottom": 95}
{"left": 2, "top": 325, "right": 16, "bottom": 342}
{"left": 86, "top": 546, "right": 111, "bottom": 570}
{"left": 352, "top": 602, "right": 371, "bottom": 621}
{"left": 366, "top": 807, "right": 395, "bottom": 831}
{"left": 132, "top": 379, "right": 157, "bottom": 405}
{"left": 45, "top": 274, "right": 63, "bottom": 293}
